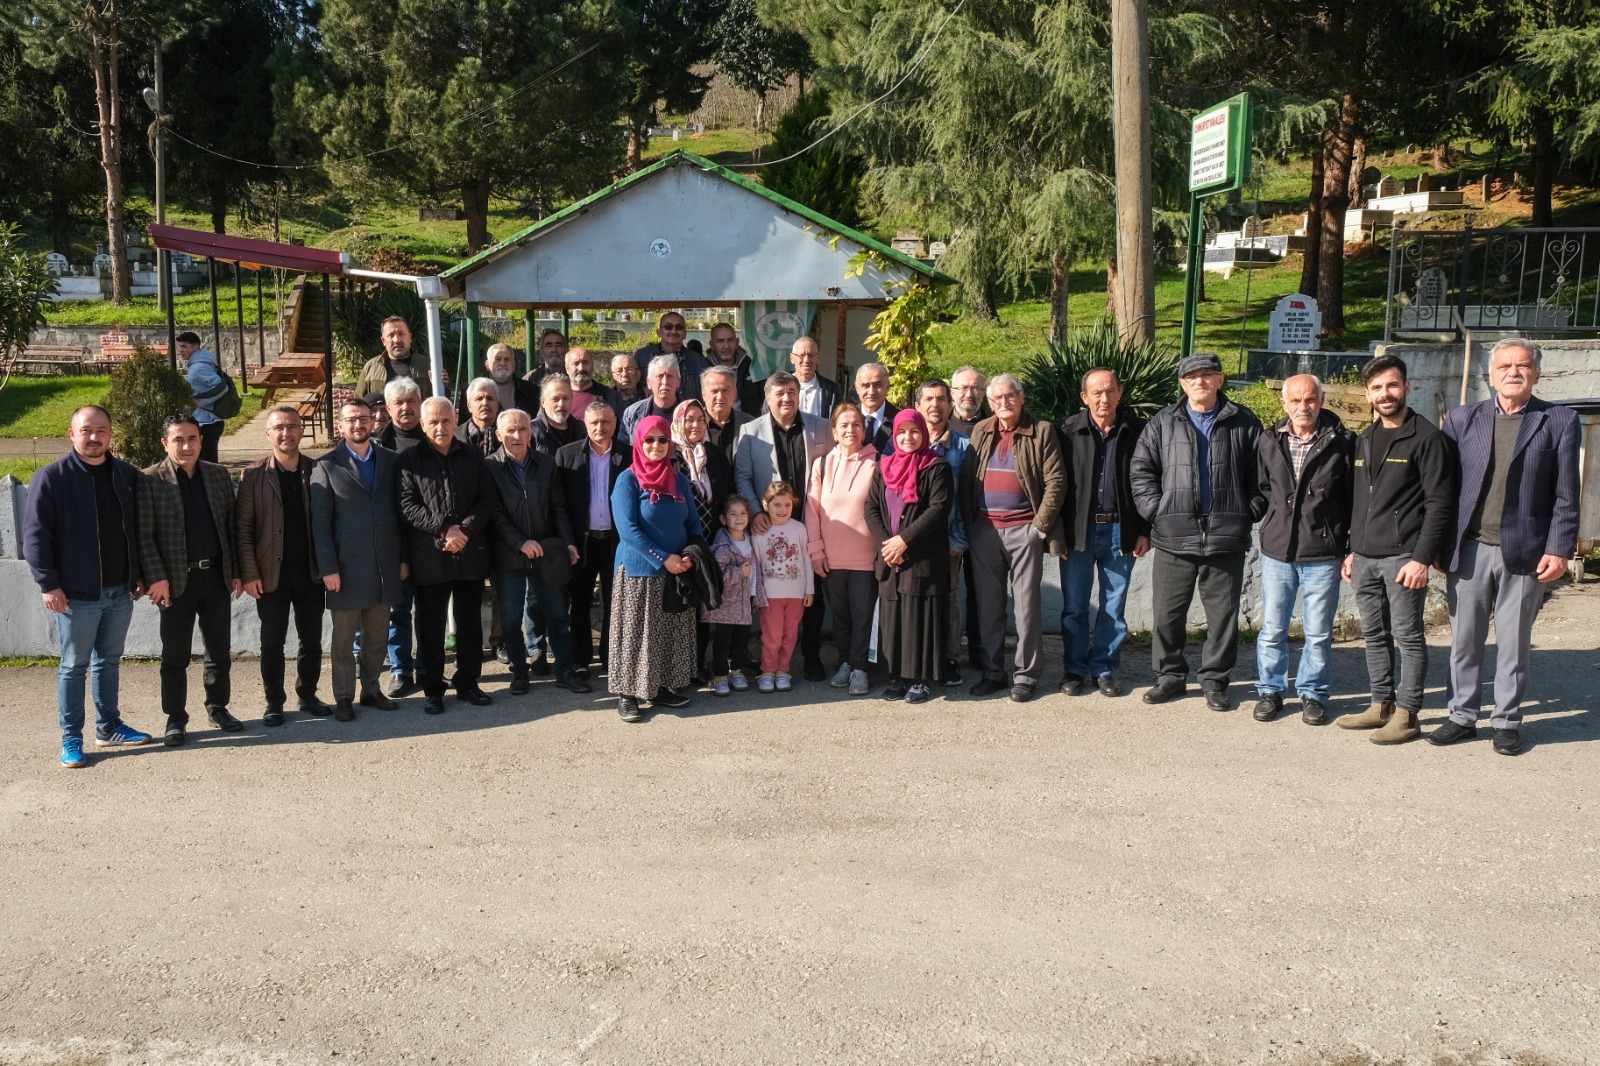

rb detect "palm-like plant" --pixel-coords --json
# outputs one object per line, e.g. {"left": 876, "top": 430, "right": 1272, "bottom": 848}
{"left": 1019, "top": 321, "right": 1180, "bottom": 425}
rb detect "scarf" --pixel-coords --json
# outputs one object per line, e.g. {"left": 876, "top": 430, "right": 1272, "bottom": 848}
{"left": 631, "top": 415, "right": 683, "bottom": 502}
{"left": 878, "top": 409, "right": 938, "bottom": 504}
{"left": 671, "top": 399, "right": 713, "bottom": 501}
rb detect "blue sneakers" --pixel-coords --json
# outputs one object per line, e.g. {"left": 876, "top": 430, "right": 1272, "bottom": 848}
{"left": 94, "top": 722, "right": 154, "bottom": 747}
{"left": 60, "top": 738, "right": 86, "bottom": 768}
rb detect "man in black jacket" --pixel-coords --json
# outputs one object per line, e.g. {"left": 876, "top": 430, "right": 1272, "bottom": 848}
{"left": 486, "top": 408, "right": 588, "bottom": 696}
{"left": 1252, "top": 375, "right": 1355, "bottom": 726}
{"left": 1130, "top": 353, "right": 1265, "bottom": 710}
{"left": 1057, "top": 368, "right": 1150, "bottom": 698}
{"left": 557, "top": 401, "right": 630, "bottom": 675}
{"left": 1338, "top": 355, "right": 1457, "bottom": 744}
{"left": 398, "top": 396, "right": 499, "bottom": 714}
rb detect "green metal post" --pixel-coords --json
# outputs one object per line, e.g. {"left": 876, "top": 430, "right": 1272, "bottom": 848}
{"left": 524, "top": 310, "right": 536, "bottom": 377}
{"left": 464, "top": 301, "right": 481, "bottom": 392}
{"left": 1180, "top": 194, "right": 1205, "bottom": 358}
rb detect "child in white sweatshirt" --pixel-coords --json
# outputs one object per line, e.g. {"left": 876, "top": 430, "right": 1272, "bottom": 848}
{"left": 752, "top": 481, "right": 814, "bottom": 693}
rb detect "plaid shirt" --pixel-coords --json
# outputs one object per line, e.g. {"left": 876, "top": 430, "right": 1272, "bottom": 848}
{"left": 1280, "top": 424, "right": 1322, "bottom": 483}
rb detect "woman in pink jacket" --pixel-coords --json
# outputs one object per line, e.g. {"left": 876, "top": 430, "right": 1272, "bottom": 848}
{"left": 806, "top": 402, "right": 881, "bottom": 695}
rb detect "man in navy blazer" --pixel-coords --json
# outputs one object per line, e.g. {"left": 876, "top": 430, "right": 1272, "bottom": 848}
{"left": 1430, "top": 338, "right": 1580, "bottom": 755}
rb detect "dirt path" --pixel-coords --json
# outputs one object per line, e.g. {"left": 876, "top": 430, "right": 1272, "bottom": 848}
{"left": 1, "top": 583, "right": 1596, "bottom": 1066}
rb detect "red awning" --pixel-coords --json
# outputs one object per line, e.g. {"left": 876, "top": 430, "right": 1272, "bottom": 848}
{"left": 147, "top": 223, "right": 346, "bottom": 274}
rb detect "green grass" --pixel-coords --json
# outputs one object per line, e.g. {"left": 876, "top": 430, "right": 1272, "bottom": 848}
{"left": 0, "top": 458, "right": 50, "bottom": 482}
{"left": 0, "top": 376, "right": 112, "bottom": 438}
{"left": 44, "top": 285, "right": 283, "bottom": 328}
{"left": 644, "top": 125, "right": 773, "bottom": 168}
{"left": 222, "top": 394, "right": 266, "bottom": 436}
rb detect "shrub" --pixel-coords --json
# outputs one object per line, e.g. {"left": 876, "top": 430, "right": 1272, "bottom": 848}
{"left": 1019, "top": 322, "right": 1180, "bottom": 425}
{"left": 103, "top": 348, "right": 194, "bottom": 468}
{"left": 0, "top": 222, "right": 58, "bottom": 358}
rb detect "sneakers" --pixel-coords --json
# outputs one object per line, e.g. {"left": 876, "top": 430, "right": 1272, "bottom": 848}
{"left": 829, "top": 662, "right": 853, "bottom": 688}
{"left": 883, "top": 678, "right": 909, "bottom": 701}
{"left": 848, "top": 669, "right": 869, "bottom": 695}
{"left": 163, "top": 718, "right": 186, "bottom": 747}
{"left": 60, "top": 738, "right": 86, "bottom": 768}
{"left": 653, "top": 687, "right": 691, "bottom": 709}
{"left": 712, "top": 676, "right": 731, "bottom": 697}
{"left": 775, "top": 673, "right": 793, "bottom": 692}
{"left": 94, "top": 722, "right": 153, "bottom": 747}
{"left": 756, "top": 673, "right": 776, "bottom": 694}
{"left": 729, "top": 671, "right": 750, "bottom": 692}
{"left": 941, "top": 659, "right": 963, "bottom": 687}
{"left": 905, "top": 683, "right": 932, "bottom": 704}
{"left": 554, "top": 672, "right": 592, "bottom": 694}
{"left": 617, "top": 697, "right": 644, "bottom": 723}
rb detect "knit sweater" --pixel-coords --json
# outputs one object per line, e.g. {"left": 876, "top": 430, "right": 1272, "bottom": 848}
{"left": 752, "top": 519, "right": 814, "bottom": 599}
{"left": 805, "top": 445, "right": 880, "bottom": 571}
{"left": 610, "top": 469, "right": 704, "bottom": 578}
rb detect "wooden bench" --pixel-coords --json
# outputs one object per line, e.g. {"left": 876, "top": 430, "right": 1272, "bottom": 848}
{"left": 8, "top": 343, "right": 90, "bottom": 376}
{"left": 91, "top": 341, "right": 169, "bottom": 373}
{"left": 250, "top": 353, "right": 328, "bottom": 404}
{"left": 277, "top": 384, "right": 329, "bottom": 436}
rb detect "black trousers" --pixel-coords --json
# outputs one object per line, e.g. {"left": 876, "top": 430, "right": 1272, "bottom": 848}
{"left": 1149, "top": 547, "right": 1246, "bottom": 690}
{"left": 570, "top": 532, "right": 616, "bottom": 669}
{"left": 825, "top": 568, "right": 877, "bottom": 670}
{"left": 800, "top": 597, "right": 827, "bottom": 663}
{"left": 199, "top": 420, "right": 224, "bottom": 463}
{"left": 256, "top": 571, "right": 324, "bottom": 707}
{"left": 414, "top": 579, "right": 484, "bottom": 698}
{"left": 159, "top": 564, "right": 232, "bottom": 721}
{"left": 708, "top": 622, "right": 751, "bottom": 674}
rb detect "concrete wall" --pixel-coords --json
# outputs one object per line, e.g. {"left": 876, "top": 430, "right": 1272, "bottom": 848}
{"left": 27, "top": 325, "right": 284, "bottom": 369}
{"left": 1374, "top": 338, "right": 1600, "bottom": 425}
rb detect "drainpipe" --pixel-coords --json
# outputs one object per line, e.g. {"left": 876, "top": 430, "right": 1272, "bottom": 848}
{"left": 344, "top": 267, "right": 448, "bottom": 393}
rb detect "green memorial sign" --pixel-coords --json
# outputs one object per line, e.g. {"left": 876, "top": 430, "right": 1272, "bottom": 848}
{"left": 1182, "top": 93, "right": 1253, "bottom": 356}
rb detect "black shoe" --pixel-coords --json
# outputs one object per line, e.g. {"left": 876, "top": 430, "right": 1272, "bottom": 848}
{"left": 531, "top": 655, "right": 551, "bottom": 677}
{"left": 334, "top": 698, "right": 355, "bottom": 722}
{"left": 970, "top": 677, "right": 1008, "bottom": 698}
{"left": 457, "top": 688, "right": 493, "bottom": 707}
{"left": 1142, "top": 680, "right": 1185, "bottom": 704}
{"left": 1492, "top": 727, "right": 1523, "bottom": 755}
{"left": 1009, "top": 683, "right": 1036, "bottom": 703}
{"left": 1096, "top": 674, "right": 1122, "bottom": 698}
{"left": 163, "top": 718, "right": 186, "bottom": 748}
{"left": 555, "top": 672, "right": 592, "bottom": 694}
{"left": 298, "top": 697, "right": 333, "bottom": 717}
{"left": 423, "top": 696, "right": 446, "bottom": 715}
{"left": 494, "top": 644, "right": 510, "bottom": 665}
{"left": 509, "top": 670, "right": 531, "bottom": 695}
{"left": 803, "top": 658, "right": 828, "bottom": 683}
{"left": 941, "top": 659, "right": 963, "bottom": 687}
{"left": 262, "top": 706, "right": 285, "bottom": 728}
{"left": 1252, "top": 693, "right": 1283, "bottom": 722}
{"left": 905, "top": 683, "right": 933, "bottom": 704}
{"left": 1301, "top": 697, "right": 1329, "bottom": 726}
{"left": 360, "top": 692, "right": 398, "bottom": 711}
{"left": 573, "top": 666, "right": 590, "bottom": 681}
{"left": 1428, "top": 719, "right": 1477, "bottom": 746}
{"left": 208, "top": 707, "right": 244, "bottom": 732}
{"left": 652, "top": 687, "right": 691, "bottom": 709}
{"left": 883, "top": 679, "right": 909, "bottom": 701}
{"left": 618, "top": 697, "right": 644, "bottom": 722}
{"left": 385, "top": 673, "right": 416, "bottom": 698}
{"left": 1059, "top": 674, "right": 1086, "bottom": 697}
{"left": 1204, "top": 688, "right": 1231, "bottom": 712}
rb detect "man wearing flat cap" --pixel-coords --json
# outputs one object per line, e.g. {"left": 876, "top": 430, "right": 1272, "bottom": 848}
{"left": 1130, "top": 352, "right": 1265, "bottom": 710}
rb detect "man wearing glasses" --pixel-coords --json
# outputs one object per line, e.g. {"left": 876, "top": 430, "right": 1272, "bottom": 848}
{"left": 632, "top": 311, "right": 710, "bottom": 403}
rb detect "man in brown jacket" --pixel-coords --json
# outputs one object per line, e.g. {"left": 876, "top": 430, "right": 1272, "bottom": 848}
{"left": 957, "top": 373, "right": 1068, "bottom": 702}
{"left": 238, "top": 405, "right": 330, "bottom": 727}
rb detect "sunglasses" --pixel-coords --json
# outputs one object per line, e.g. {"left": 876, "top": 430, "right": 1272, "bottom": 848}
{"left": 642, "top": 436, "right": 670, "bottom": 445}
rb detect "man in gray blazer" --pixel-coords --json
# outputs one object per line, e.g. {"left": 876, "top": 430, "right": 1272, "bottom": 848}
{"left": 311, "top": 398, "right": 409, "bottom": 721}
{"left": 734, "top": 370, "right": 832, "bottom": 678}
{"left": 1431, "top": 338, "right": 1580, "bottom": 755}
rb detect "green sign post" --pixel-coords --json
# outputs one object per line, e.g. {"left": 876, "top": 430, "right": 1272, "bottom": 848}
{"left": 1181, "top": 93, "right": 1252, "bottom": 357}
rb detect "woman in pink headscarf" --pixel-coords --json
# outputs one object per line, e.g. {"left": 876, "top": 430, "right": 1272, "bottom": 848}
{"left": 608, "top": 414, "right": 703, "bottom": 722}
{"left": 864, "top": 409, "right": 954, "bottom": 704}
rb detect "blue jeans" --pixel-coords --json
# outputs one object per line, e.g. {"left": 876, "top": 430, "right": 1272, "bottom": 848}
{"left": 386, "top": 578, "right": 415, "bottom": 677}
{"left": 1256, "top": 556, "right": 1341, "bottom": 702}
{"left": 1058, "top": 521, "right": 1136, "bottom": 678}
{"left": 494, "top": 569, "right": 573, "bottom": 674}
{"left": 54, "top": 585, "right": 135, "bottom": 742}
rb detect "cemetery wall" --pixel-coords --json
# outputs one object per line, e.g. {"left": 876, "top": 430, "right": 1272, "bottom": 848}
{"left": 26, "top": 325, "right": 284, "bottom": 368}
{"left": 1375, "top": 338, "right": 1600, "bottom": 424}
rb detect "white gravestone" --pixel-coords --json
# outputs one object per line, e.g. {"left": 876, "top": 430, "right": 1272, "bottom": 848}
{"left": 1377, "top": 175, "right": 1401, "bottom": 198}
{"left": 1416, "top": 267, "right": 1449, "bottom": 304}
{"left": 45, "top": 253, "right": 69, "bottom": 276}
{"left": 1267, "top": 294, "right": 1321, "bottom": 351}
{"left": 1241, "top": 215, "right": 1264, "bottom": 239}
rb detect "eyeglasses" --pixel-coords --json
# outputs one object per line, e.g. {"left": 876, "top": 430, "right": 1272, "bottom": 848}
{"left": 642, "top": 436, "right": 670, "bottom": 445}
{"left": 660, "top": 323, "right": 686, "bottom": 332}
{"left": 990, "top": 391, "right": 1021, "bottom": 404}
{"left": 341, "top": 416, "right": 372, "bottom": 425}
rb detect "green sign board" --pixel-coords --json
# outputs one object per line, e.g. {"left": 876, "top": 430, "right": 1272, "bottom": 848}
{"left": 1188, "top": 94, "right": 1251, "bottom": 195}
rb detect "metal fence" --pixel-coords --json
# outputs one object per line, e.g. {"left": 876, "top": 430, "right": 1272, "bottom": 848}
{"left": 1384, "top": 222, "right": 1600, "bottom": 341}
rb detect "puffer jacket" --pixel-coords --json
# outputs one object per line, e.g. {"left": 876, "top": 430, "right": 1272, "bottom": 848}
{"left": 485, "top": 446, "right": 575, "bottom": 574}
{"left": 1130, "top": 396, "right": 1265, "bottom": 555}
{"left": 398, "top": 438, "right": 497, "bottom": 586}
{"left": 1256, "top": 409, "right": 1355, "bottom": 563}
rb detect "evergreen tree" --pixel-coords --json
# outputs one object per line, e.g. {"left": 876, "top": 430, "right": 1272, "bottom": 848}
{"left": 759, "top": 90, "right": 863, "bottom": 226}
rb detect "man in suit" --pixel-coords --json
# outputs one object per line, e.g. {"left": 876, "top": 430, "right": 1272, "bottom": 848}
{"left": 855, "top": 361, "right": 899, "bottom": 454}
{"left": 735, "top": 370, "right": 833, "bottom": 679}
{"left": 138, "top": 415, "right": 243, "bottom": 747}
{"left": 1431, "top": 338, "right": 1580, "bottom": 755}
{"left": 311, "top": 398, "right": 409, "bottom": 721}
{"left": 633, "top": 311, "right": 710, "bottom": 403}
{"left": 557, "top": 401, "right": 630, "bottom": 676}
{"left": 701, "top": 365, "right": 752, "bottom": 466}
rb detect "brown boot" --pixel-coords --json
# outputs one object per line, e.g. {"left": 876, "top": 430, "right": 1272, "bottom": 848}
{"left": 1338, "top": 700, "right": 1393, "bottom": 730}
{"left": 1370, "top": 706, "right": 1419, "bottom": 745}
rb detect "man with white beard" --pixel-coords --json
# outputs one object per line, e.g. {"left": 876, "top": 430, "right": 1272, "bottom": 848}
{"left": 482, "top": 342, "right": 539, "bottom": 416}
{"left": 565, "top": 347, "right": 620, "bottom": 420}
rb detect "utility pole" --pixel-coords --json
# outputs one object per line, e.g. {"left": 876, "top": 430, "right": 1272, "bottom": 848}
{"left": 1111, "top": 0, "right": 1154, "bottom": 346}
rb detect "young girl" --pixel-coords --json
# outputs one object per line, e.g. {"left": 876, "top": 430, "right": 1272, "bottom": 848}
{"left": 700, "top": 494, "right": 766, "bottom": 696}
{"left": 752, "top": 481, "right": 814, "bottom": 693}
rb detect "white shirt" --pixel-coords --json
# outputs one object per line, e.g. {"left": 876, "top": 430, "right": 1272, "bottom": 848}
{"left": 798, "top": 376, "right": 823, "bottom": 418}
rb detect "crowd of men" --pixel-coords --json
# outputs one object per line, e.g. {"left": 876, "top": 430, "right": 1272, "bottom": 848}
{"left": 22, "top": 309, "right": 1579, "bottom": 767}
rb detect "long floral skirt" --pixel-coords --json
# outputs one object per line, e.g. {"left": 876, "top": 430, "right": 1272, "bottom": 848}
{"left": 607, "top": 567, "right": 698, "bottom": 700}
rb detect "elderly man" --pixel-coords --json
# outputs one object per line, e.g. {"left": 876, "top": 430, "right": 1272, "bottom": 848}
{"left": 915, "top": 378, "right": 972, "bottom": 687}
{"left": 621, "top": 355, "right": 683, "bottom": 441}
{"left": 399, "top": 397, "right": 498, "bottom": 714}
{"left": 367, "top": 392, "right": 391, "bottom": 437}
{"left": 177, "top": 331, "right": 229, "bottom": 463}
{"left": 1131, "top": 353, "right": 1264, "bottom": 710}
{"left": 1430, "top": 339, "right": 1579, "bottom": 755}
{"left": 532, "top": 373, "right": 585, "bottom": 456}
{"left": 736, "top": 370, "right": 834, "bottom": 679}
{"left": 558, "top": 401, "right": 631, "bottom": 676}
{"left": 238, "top": 405, "right": 331, "bottom": 727}
{"left": 610, "top": 352, "right": 645, "bottom": 408}
{"left": 24, "top": 406, "right": 152, "bottom": 767}
{"left": 633, "top": 311, "right": 710, "bottom": 401}
{"left": 487, "top": 408, "right": 588, "bottom": 695}
{"left": 138, "top": 415, "right": 243, "bottom": 746}
{"left": 855, "top": 361, "right": 898, "bottom": 453}
{"left": 457, "top": 377, "right": 501, "bottom": 457}
{"left": 566, "top": 346, "right": 619, "bottom": 420}
{"left": 311, "top": 399, "right": 407, "bottom": 721}
{"left": 527, "top": 329, "right": 569, "bottom": 389}
{"left": 1251, "top": 375, "right": 1354, "bottom": 725}
{"left": 774, "top": 336, "right": 839, "bottom": 420}
{"left": 957, "top": 373, "right": 1068, "bottom": 702}
{"left": 483, "top": 341, "right": 539, "bottom": 415}
{"left": 708, "top": 322, "right": 761, "bottom": 413}
{"left": 702, "top": 364, "right": 752, "bottom": 465}
{"left": 379, "top": 378, "right": 427, "bottom": 452}
{"left": 950, "top": 366, "right": 988, "bottom": 436}
{"left": 357, "top": 315, "right": 442, "bottom": 400}
{"left": 1057, "top": 368, "right": 1150, "bottom": 699}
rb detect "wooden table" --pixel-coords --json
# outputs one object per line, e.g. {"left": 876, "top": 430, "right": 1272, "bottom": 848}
{"left": 249, "top": 353, "right": 328, "bottom": 403}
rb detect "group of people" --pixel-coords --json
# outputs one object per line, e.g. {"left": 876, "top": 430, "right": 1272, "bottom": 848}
{"left": 24, "top": 308, "right": 1578, "bottom": 766}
